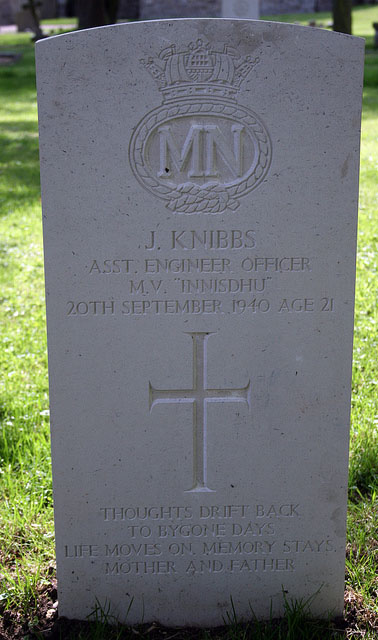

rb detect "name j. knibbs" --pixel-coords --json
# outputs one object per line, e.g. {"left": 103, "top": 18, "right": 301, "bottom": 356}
{"left": 144, "top": 229, "right": 256, "bottom": 251}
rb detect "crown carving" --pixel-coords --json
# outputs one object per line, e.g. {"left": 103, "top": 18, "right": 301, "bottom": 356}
{"left": 140, "top": 39, "right": 259, "bottom": 102}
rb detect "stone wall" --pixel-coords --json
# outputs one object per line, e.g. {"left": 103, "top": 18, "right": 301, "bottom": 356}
{"left": 316, "top": 0, "right": 333, "bottom": 10}
{"left": 139, "top": 0, "right": 220, "bottom": 19}
{"left": 262, "top": 0, "right": 316, "bottom": 13}
{"left": 118, "top": 0, "right": 140, "bottom": 19}
{"left": 0, "top": 0, "right": 57, "bottom": 25}
{"left": 0, "top": 0, "right": 339, "bottom": 27}
{"left": 137, "top": 0, "right": 333, "bottom": 19}
{"left": 0, "top": 1, "right": 13, "bottom": 25}
{"left": 0, "top": 0, "right": 21, "bottom": 26}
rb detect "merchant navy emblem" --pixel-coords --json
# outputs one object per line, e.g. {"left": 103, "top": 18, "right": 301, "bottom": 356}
{"left": 129, "top": 40, "right": 272, "bottom": 214}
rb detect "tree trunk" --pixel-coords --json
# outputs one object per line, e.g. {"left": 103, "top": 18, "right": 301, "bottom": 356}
{"left": 77, "top": 0, "right": 108, "bottom": 30}
{"left": 23, "top": 0, "right": 45, "bottom": 40}
{"left": 333, "top": 0, "right": 352, "bottom": 35}
{"left": 106, "top": 0, "right": 119, "bottom": 24}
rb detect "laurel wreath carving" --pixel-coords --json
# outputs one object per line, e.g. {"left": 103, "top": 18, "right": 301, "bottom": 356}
{"left": 129, "top": 101, "right": 272, "bottom": 214}
{"left": 166, "top": 182, "right": 238, "bottom": 214}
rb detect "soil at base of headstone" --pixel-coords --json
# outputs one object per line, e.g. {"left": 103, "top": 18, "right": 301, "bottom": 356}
{"left": 0, "top": 582, "right": 370, "bottom": 640}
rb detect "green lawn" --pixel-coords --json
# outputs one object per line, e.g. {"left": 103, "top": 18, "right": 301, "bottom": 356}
{"left": 0, "top": 6, "right": 377, "bottom": 639}
{"left": 263, "top": 5, "right": 377, "bottom": 37}
{"left": 40, "top": 17, "right": 77, "bottom": 25}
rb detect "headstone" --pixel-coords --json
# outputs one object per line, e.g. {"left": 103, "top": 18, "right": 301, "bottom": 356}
{"left": 0, "top": 52, "right": 22, "bottom": 65}
{"left": 0, "top": 0, "right": 14, "bottom": 26}
{"left": 222, "top": 0, "right": 260, "bottom": 19}
{"left": 15, "top": 8, "right": 37, "bottom": 31}
{"left": 36, "top": 19, "right": 364, "bottom": 626}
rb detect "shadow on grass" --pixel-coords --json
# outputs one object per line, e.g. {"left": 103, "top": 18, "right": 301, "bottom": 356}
{"left": 349, "top": 428, "right": 378, "bottom": 500}
{"left": 364, "top": 52, "right": 378, "bottom": 89}
{"left": 0, "top": 39, "right": 37, "bottom": 98}
{"left": 0, "top": 124, "right": 41, "bottom": 216}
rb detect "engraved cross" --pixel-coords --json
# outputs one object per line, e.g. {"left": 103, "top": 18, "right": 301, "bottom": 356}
{"left": 149, "top": 332, "right": 251, "bottom": 493}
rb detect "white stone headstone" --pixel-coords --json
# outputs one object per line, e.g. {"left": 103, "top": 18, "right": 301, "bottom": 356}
{"left": 36, "top": 19, "right": 364, "bottom": 627}
{"left": 222, "top": 0, "right": 260, "bottom": 19}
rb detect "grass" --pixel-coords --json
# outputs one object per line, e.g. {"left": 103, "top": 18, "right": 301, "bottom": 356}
{"left": 0, "top": 6, "right": 377, "bottom": 639}
{"left": 263, "top": 4, "right": 378, "bottom": 49}
{"left": 0, "top": 27, "right": 54, "bottom": 626}
{"left": 40, "top": 17, "right": 78, "bottom": 25}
